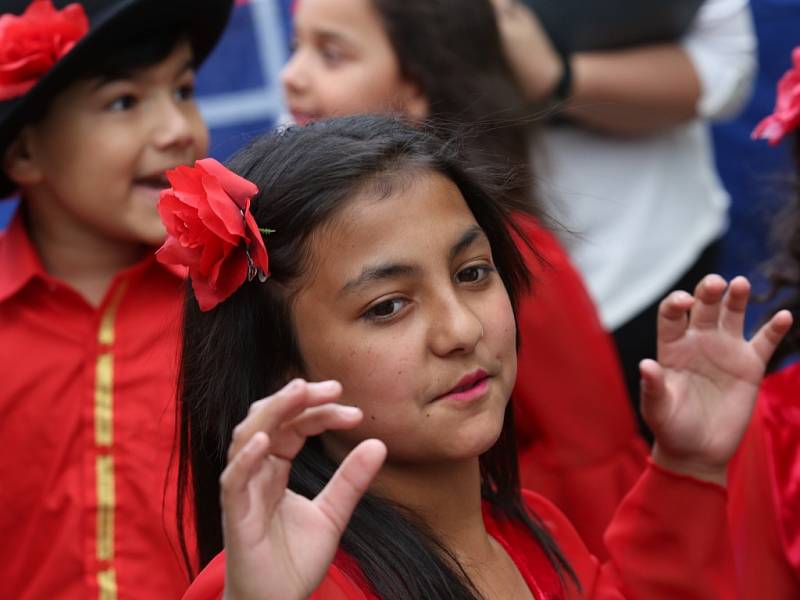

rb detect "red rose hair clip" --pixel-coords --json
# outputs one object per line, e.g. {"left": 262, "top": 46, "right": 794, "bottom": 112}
{"left": 156, "top": 158, "right": 271, "bottom": 311}
{"left": 752, "top": 46, "right": 800, "bottom": 145}
{"left": 0, "top": 0, "right": 89, "bottom": 101}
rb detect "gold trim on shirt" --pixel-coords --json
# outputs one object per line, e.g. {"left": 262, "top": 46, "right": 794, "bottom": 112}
{"left": 94, "top": 282, "right": 127, "bottom": 600}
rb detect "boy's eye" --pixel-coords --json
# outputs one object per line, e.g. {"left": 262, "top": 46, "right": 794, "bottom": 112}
{"left": 107, "top": 94, "right": 137, "bottom": 111}
{"left": 455, "top": 264, "right": 494, "bottom": 284}
{"left": 363, "top": 298, "right": 408, "bottom": 322}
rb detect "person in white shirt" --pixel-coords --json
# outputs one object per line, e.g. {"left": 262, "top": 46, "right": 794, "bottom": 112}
{"left": 492, "top": 0, "right": 757, "bottom": 439}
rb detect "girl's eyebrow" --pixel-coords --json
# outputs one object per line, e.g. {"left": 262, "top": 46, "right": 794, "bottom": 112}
{"left": 338, "top": 224, "right": 487, "bottom": 296}
{"left": 449, "top": 225, "right": 485, "bottom": 261}
{"left": 339, "top": 263, "right": 417, "bottom": 297}
{"left": 315, "top": 29, "right": 356, "bottom": 49}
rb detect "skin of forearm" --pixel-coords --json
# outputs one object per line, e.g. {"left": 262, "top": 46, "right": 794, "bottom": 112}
{"left": 562, "top": 44, "right": 702, "bottom": 136}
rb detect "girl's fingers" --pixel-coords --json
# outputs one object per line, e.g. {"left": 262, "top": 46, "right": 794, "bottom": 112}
{"left": 229, "top": 380, "right": 342, "bottom": 460}
{"left": 657, "top": 290, "right": 694, "bottom": 344}
{"left": 719, "top": 276, "right": 750, "bottom": 336}
{"left": 751, "top": 310, "right": 794, "bottom": 364}
{"left": 313, "top": 439, "right": 387, "bottom": 534}
{"left": 687, "top": 274, "right": 727, "bottom": 330}
{"left": 639, "top": 359, "right": 671, "bottom": 431}
{"left": 284, "top": 404, "right": 363, "bottom": 439}
{"left": 220, "top": 432, "right": 270, "bottom": 526}
{"left": 263, "top": 404, "right": 364, "bottom": 463}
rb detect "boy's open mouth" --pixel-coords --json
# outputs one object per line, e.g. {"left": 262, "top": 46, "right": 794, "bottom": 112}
{"left": 134, "top": 174, "right": 170, "bottom": 190}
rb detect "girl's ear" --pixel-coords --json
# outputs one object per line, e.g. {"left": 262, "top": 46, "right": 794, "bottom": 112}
{"left": 400, "top": 78, "right": 429, "bottom": 123}
{"left": 3, "top": 128, "right": 44, "bottom": 187}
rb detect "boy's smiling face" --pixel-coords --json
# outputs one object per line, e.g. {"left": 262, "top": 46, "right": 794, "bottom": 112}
{"left": 7, "top": 39, "right": 209, "bottom": 248}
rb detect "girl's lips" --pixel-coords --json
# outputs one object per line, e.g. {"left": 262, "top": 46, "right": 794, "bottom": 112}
{"left": 290, "top": 111, "right": 320, "bottom": 126}
{"left": 434, "top": 369, "right": 491, "bottom": 404}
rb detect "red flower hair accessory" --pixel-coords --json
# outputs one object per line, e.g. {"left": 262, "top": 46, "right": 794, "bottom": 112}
{"left": 752, "top": 46, "right": 800, "bottom": 145}
{"left": 0, "top": 0, "right": 89, "bottom": 101}
{"left": 156, "top": 158, "right": 271, "bottom": 311}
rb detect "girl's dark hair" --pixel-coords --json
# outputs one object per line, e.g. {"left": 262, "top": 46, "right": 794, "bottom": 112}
{"left": 372, "top": 0, "right": 539, "bottom": 216}
{"left": 176, "top": 115, "right": 576, "bottom": 597}
{"left": 763, "top": 134, "right": 800, "bottom": 370}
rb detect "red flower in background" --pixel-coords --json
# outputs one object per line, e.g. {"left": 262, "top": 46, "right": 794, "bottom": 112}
{"left": 0, "top": 0, "right": 89, "bottom": 101}
{"left": 752, "top": 46, "right": 800, "bottom": 145}
{"left": 156, "top": 158, "right": 270, "bottom": 311}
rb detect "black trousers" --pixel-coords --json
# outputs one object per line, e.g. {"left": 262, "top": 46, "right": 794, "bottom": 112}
{"left": 611, "top": 241, "right": 720, "bottom": 444}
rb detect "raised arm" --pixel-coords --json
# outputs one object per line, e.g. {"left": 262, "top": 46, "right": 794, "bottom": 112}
{"left": 641, "top": 275, "right": 791, "bottom": 484}
{"left": 533, "top": 276, "right": 793, "bottom": 598}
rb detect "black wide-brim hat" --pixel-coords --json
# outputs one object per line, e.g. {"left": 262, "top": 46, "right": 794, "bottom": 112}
{"left": 0, "top": 0, "right": 234, "bottom": 197}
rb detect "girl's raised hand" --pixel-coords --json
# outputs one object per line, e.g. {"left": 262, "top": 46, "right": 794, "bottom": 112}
{"left": 641, "top": 275, "right": 793, "bottom": 484}
{"left": 221, "top": 379, "right": 387, "bottom": 600}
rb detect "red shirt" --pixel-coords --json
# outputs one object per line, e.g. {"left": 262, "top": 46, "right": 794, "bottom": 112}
{"left": 183, "top": 463, "right": 736, "bottom": 599}
{"left": 511, "top": 215, "right": 649, "bottom": 557}
{"left": 0, "top": 216, "right": 192, "bottom": 600}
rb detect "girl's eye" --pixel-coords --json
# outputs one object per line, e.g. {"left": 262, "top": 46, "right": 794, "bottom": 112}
{"left": 175, "top": 83, "right": 195, "bottom": 101}
{"left": 362, "top": 298, "right": 408, "bottom": 322}
{"left": 456, "top": 264, "right": 494, "bottom": 284}
{"left": 320, "top": 45, "right": 344, "bottom": 66}
{"left": 108, "top": 94, "right": 137, "bottom": 111}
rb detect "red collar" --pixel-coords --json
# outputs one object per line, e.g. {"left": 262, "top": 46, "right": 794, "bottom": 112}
{"left": 0, "top": 214, "right": 186, "bottom": 303}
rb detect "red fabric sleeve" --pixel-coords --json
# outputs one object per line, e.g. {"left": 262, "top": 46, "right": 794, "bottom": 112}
{"left": 524, "top": 461, "right": 736, "bottom": 599}
{"left": 510, "top": 214, "right": 648, "bottom": 557}
{"left": 728, "top": 364, "right": 800, "bottom": 598}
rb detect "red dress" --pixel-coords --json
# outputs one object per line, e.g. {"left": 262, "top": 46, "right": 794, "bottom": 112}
{"left": 0, "top": 216, "right": 192, "bottom": 600}
{"left": 729, "top": 361, "right": 800, "bottom": 598}
{"left": 511, "top": 215, "right": 649, "bottom": 556}
{"left": 182, "top": 463, "right": 736, "bottom": 600}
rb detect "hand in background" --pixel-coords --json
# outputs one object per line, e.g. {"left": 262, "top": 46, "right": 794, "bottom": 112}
{"left": 488, "top": 0, "right": 562, "bottom": 102}
{"left": 221, "top": 379, "right": 387, "bottom": 600}
{"left": 641, "top": 275, "right": 792, "bottom": 485}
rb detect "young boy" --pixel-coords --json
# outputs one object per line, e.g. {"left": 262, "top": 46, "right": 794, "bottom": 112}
{"left": 0, "top": 1, "right": 233, "bottom": 598}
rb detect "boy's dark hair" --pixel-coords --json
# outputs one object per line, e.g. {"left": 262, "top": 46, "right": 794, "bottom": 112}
{"left": 764, "top": 134, "right": 800, "bottom": 370}
{"left": 372, "top": 0, "right": 541, "bottom": 217}
{"left": 176, "top": 115, "right": 577, "bottom": 597}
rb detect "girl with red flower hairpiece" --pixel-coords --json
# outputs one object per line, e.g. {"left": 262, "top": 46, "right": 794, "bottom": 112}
{"left": 0, "top": 1, "right": 233, "bottom": 599}
{"left": 281, "top": 0, "right": 650, "bottom": 559}
{"left": 726, "top": 45, "right": 800, "bottom": 599}
{"left": 172, "top": 114, "right": 792, "bottom": 600}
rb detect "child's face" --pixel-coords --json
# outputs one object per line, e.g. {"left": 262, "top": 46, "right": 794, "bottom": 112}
{"left": 291, "top": 171, "right": 517, "bottom": 465}
{"left": 281, "top": 0, "right": 427, "bottom": 125}
{"left": 11, "top": 40, "right": 209, "bottom": 247}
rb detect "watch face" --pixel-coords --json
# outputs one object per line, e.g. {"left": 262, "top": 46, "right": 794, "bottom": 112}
{"left": 523, "top": 0, "right": 705, "bottom": 53}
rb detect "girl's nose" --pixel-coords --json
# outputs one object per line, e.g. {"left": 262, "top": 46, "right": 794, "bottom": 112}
{"left": 280, "top": 50, "right": 308, "bottom": 95}
{"left": 428, "top": 292, "right": 484, "bottom": 357}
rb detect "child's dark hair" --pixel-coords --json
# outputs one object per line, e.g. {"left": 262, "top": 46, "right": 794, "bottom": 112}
{"left": 371, "top": 0, "right": 538, "bottom": 216}
{"left": 764, "top": 134, "right": 800, "bottom": 370}
{"left": 175, "top": 115, "right": 577, "bottom": 597}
